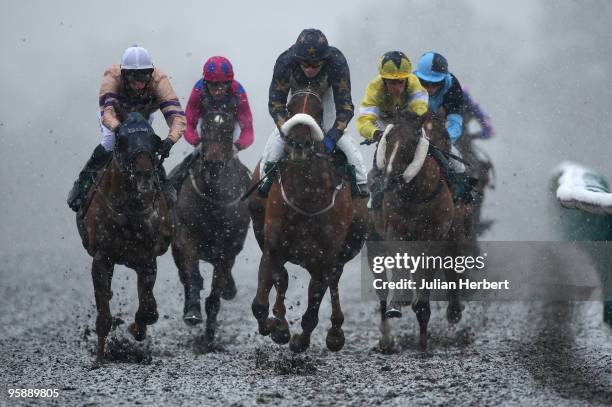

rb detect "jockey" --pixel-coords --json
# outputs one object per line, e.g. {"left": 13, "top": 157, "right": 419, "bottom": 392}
{"left": 257, "top": 28, "right": 368, "bottom": 198}
{"left": 356, "top": 51, "right": 429, "bottom": 209}
{"left": 462, "top": 87, "right": 495, "bottom": 140}
{"left": 414, "top": 51, "right": 475, "bottom": 202}
{"left": 170, "top": 56, "right": 254, "bottom": 186}
{"left": 67, "top": 45, "right": 186, "bottom": 212}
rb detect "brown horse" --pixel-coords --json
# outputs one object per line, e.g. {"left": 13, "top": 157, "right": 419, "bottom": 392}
{"left": 171, "top": 107, "right": 250, "bottom": 342}
{"left": 369, "top": 110, "right": 470, "bottom": 351}
{"left": 76, "top": 112, "right": 172, "bottom": 364}
{"left": 248, "top": 89, "right": 368, "bottom": 353}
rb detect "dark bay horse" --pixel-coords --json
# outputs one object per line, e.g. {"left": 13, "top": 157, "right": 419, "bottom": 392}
{"left": 76, "top": 112, "right": 172, "bottom": 364}
{"left": 369, "top": 110, "right": 470, "bottom": 351}
{"left": 171, "top": 107, "right": 250, "bottom": 342}
{"left": 248, "top": 89, "right": 368, "bottom": 353}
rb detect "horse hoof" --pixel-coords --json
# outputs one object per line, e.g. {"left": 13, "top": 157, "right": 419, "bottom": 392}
{"left": 417, "top": 336, "right": 428, "bottom": 352}
{"left": 95, "top": 352, "right": 107, "bottom": 366}
{"left": 289, "top": 333, "right": 310, "bottom": 353}
{"left": 271, "top": 326, "right": 291, "bottom": 345}
{"left": 221, "top": 278, "right": 237, "bottom": 301}
{"left": 205, "top": 326, "right": 216, "bottom": 343}
{"left": 385, "top": 308, "right": 402, "bottom": 319}
{"left": 257, "top": 321, "right": 271, "bottom": 336}
{"left": 183, "top": 310, "right": 203, "bottom": 326}
{"left": 446, "top": 304, "right": 464, "bottom": 324}
{"left": 137, "top": 307, "right": 159, "bottom": 325}
{"left": 326, "top": 328, "right": 345, "bottom": 352}
{"left": 128, "top": 322, "right": 147, "bottom": 341}
{"left": 378, "top": 336, "right": 395, "bottom": 354}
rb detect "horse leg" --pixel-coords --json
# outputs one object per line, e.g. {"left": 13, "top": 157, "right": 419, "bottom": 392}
{"left": 269, "top": 265, "right": 290, "bottom": 345}
{"left": 172, "top": 240, "right": 203, "bottom": 326}
{"left": 251, "top": 250, "right": 277, "bottom": 337}
{"left": 289, "top": 276, "right": 328, "bottom": 353}
{"left": 412, "top": 288, "right": 431, "bottom": 351}
{"left": 219, "top": 256, "right": 237, "bottom": 301}
{"left": 91, "top": 255, "right": 114, "bottom": 364}
{"left": 445, "top": 265, "right": 464, "bottom": 324}
{"left": 446, "top": 213, "right": 469, "bottom": 324}
{"left": 129, "top": 261, "right": 158, "bottom": 342}
{"left": 326, "top": 265, "right": 346, "bottom": 352}
{"left": 204, "top": 259, "right": 235, "bottom": 343}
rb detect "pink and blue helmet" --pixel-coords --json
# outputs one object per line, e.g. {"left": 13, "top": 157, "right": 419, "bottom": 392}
{"left": 203, "top": 56, "right": 234, "bottom": 82}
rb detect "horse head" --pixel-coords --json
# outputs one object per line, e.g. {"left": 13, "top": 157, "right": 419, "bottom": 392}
{"left": 424, "top": 108, "right": 451, "bottom": 152}
{"left": 197, "top": 107, "right": 236, "bottom": 177}
{"left": 113, "top": 112, "right": 161, "bottom": 199}
{"left": 376, "top": 109, "right": 429, "bottom": 189}
{"left": 282, "top": 89, "right": 324, "bottom": 160}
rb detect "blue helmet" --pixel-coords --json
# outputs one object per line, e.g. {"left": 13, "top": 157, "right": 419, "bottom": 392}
{"left": 415, "top": 51, "right": 448, "bottom": 83}
{"left": 293, "top": 28, "right": 331, "bottom": 62}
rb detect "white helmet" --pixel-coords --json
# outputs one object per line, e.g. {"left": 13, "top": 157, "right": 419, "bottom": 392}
{"left": 120, "top": 45, "right": 154, "bottom": 70}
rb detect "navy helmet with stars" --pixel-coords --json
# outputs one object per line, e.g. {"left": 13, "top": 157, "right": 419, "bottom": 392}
{"left": 293, "top": 28, "right": 331, "bottom": 62}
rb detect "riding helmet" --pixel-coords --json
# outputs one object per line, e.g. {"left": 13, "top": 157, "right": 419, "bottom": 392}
{"left": 203, "top": 56, "right": 234, "bottom": 82}
{"left": 378, "top": 51, "right": 412, "bottom": 80}
{"left": 415, "top": 51, "right": 448, "bottom": 83}
{"left": 293, "top": 28, "right": 331, "bottom": 62}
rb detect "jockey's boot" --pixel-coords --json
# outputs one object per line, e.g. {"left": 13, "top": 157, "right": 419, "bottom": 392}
{"left": 156, "top": 164, "right": 177, "bottom": 208}
{"left": 168, "top": 149, "right": 200, "bottom": 193}
{"left": 346, "top": 164, "right": 369, "bottom": 198}
{"left": 257, "top": 161, "right": 277, "bottom": 198}
{"left": 183, "top": 284, "right": 203, "bottom": 326}
{"left": 447, "top": 171, "right": 478, "bottom": 203}
{"left": 67, "top": 144, "right": 111, "bottom": 212}
{"left": 369, "top": 168, "right": 384, "bottom": 210}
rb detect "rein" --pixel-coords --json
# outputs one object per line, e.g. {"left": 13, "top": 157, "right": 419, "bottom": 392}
{"left": 92, "top": 169, "right": 161, "bottom": 225}
{"left": 278, "top": 171, "right": 344, "bottom": 217}
{"left": 188, "top": 167, "right": 244, "bottom": 207}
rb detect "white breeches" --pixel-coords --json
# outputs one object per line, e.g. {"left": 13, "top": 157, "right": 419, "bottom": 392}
{"left": 260, "top": 127, "right": 367, "bottom": 184}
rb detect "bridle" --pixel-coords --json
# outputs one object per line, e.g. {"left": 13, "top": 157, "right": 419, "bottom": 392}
{"left": 280, "top": 89, "right": 329, "bottom": 161}
{"left": 190, "top": 109, "right": 246, "bottom": 206}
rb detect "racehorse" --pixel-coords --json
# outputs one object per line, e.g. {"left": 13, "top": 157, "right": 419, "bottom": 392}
{"left": 248, "top": 89, "right": 368, "bottom": 353}
{"left": 76, "top": 112, "right": 172, "bottom": 364}
{"left": 369, "top": 110, "right": 470, "bottom": 351}
{"left": 455, "top": 129, "right": 495, "bottom": 236}
{"left": 171, "top": 106, "right": 250, "bottom": 342}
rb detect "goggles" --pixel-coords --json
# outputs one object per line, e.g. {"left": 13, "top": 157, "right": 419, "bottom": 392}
{"left": 419, "top": 78, "right": 444, "bottom": 88}
{"left": 122, "top": 69, "right": 154, "bottom": 83}
{"left": 383, "top": 78, "right": 407, "bottom": 86}
{"left": 299, "top": 60, "right": 325, "bottom": 69}
{"left": 207, "top": 81, "right": 232, "bottom": 91}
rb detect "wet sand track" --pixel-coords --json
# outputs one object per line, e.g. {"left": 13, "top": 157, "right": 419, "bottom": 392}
{"left": 1, "top": 244, "right": 611, "bottom": 406}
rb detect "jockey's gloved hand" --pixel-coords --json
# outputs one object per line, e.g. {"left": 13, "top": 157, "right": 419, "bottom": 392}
{"left": 232, "top": 143, "right": 242, "bottom": 156}
{"left": 158, "top": 138, "right": 175, "bottom": 159}
{"left": 481, "top": 124, "right": 495, "bottom": 139}
{"left": 323, "top": 128, "right": 343, "bottom": 155}
{"left": 373, "top": 130, "right": 383, "bottom": 142}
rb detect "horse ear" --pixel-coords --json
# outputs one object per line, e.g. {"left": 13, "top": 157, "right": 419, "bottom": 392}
{"left": 415, "top": 112, "right": 428, "bottom": 128}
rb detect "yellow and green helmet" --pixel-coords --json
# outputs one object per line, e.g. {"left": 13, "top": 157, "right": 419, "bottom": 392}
{"left": 378, "top": 51, "right": 412, "bottom": 80}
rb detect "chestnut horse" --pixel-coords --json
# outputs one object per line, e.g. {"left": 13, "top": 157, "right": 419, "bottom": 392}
{"left": 369, "top": 110, "right": 470, "bottom": 351}
{"left": 76, "top": 112, "right": 172, "bottom": 364}
{"left": 171, "top": 107, "right": 250, "bottom": 342}
{"left": 248, "top": 89, "right": 368, "bottom": 353}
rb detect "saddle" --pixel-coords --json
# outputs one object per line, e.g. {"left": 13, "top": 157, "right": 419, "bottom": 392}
{"left": 428, "top": 146, "right": 478, "bottom": 203}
